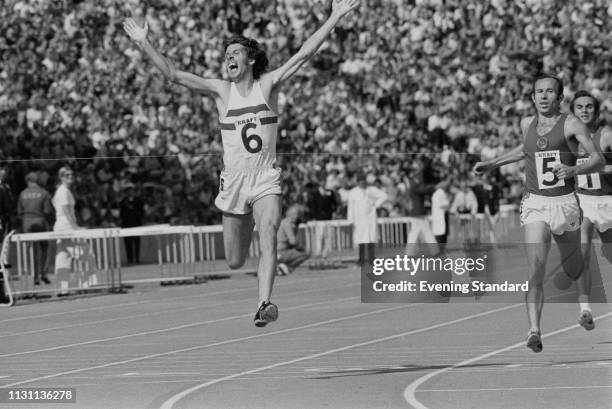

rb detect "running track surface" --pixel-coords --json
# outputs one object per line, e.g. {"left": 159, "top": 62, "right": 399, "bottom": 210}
{"left": 1, "top": 250, "right": 611, "bottom": 409}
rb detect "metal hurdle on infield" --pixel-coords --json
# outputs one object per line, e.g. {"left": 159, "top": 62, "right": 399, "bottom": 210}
{"left": 1, "top": 209, "right": 520, "bottom": 303}
{"left": 303, "top": 219, "right": 355, "bottom": 260}
{"left": 299, "top": 210, "right": 519, "bottom": 260}
{"left": 191, "top": 224, "right": 255, "bottom": 277}
{"left": 117, "top": 225, "right": 199, "bottom": 284}
{"left": 378, "top": 217, "right": 411, "bottom": 247}
{"left": 446, "top": 205, "right": 519, "bottom": 245}
{"left": 8, "top": 228, "right": 122, "bottom": 299}
{"left": 192, "top": 224, "right": 266, "bottom": 276}
{"left": 191, "top": 225, "right": 222, "bottom": 273}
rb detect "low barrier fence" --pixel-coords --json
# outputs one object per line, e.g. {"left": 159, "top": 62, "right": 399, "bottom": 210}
{"left": 1, "top": 206, "right": 518, "bottom": 301}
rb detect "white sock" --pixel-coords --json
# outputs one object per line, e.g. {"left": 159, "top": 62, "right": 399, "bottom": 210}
{"left": 579, "top": 302, "right": 591, "bottom": 312}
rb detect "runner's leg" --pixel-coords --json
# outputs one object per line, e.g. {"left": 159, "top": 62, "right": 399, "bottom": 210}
{"left": 223, "top": 212, "right": 255, "bottom": 270}
{"left": 252, "top": 194, "right": 281, "bottom": 306}
{"left": 524, "top": 222, "right": 551, "bottom": 339}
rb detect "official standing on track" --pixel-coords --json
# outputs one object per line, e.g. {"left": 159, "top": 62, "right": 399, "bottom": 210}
{"left": 17, "top": 171, "right": 53, "bottom": 285}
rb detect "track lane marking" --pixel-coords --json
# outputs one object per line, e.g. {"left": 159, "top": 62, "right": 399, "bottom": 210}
{"left": 0, "top": 295, "right": 360, "bottom": 358}
{"left": 0, "top": 300, "right": 150, "bottom": 324}
{"left": 420, "top": 385, "right": 612, "bottom": 392}
{"left": 403, "top": 311, "right": 612, "bottom": 409}
{"left": 159, "top": 303, "right": 521, "bottom": 409}
{"left": 0, "top": 282, "right": 357, "bottom": 339}
{"left": 1, "top": 303, "right": 416, "bottom": 388}
{"left": 0, "top": 272, "right": 354, "bottom": 324}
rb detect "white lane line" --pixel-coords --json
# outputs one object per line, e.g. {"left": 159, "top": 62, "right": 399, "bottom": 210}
{"left": 65, "top": 379, "right": 612, "bottom": 389}
{"left": 0, "top": 303, "right": 415, "bottom": 388}
{"left": 112, "top": 372, "right": 205, "bottom": 377}
{"left": 419, "top": 385, "right": 612, "bottom": 392}
{"left": 403, "top": 311, "right": 612, "bottom": 409}
{"left": 159, "top": 303, "right": 521, "bottom": 409}
{"left": 0, "top": 295, "right": 360, "bottom": 358}
{"left": 0, "top": 273, "right": 352, "bottom": 324}
{"left": 0, "top": 282, "right": 357, "bottom": 339}
{"left": 0, "top": 300, "right": 151, "bottom": 324}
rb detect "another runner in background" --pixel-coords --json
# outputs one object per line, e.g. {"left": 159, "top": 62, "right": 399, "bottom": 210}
{"left": 570, "top": 90, "right": 612, "bottom": 331}
{"left": 474, "top": 74, "right": 603, "bottom": 352}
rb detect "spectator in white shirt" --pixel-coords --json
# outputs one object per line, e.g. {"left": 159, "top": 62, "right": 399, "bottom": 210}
{"left": 431, "top": 179, "right": 451, "bottom": 255}
{"left": 52, "top": 166, "right": 96, "bottom": 292}
{"left": 348, "top": 173, "right": 388, "bottom": 265}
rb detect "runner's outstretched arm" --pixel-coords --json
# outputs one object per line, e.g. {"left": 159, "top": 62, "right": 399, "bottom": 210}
{"left": 473, "top": 144, "right": 525, "bottom": 175}
{"left": 123, "top": 18, "right": 225, "bottom": 96}
{"left": 264, "top": 0, "right": 359, "bottom": 87}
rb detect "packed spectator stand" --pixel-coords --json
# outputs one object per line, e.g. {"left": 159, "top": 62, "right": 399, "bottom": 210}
{"left": 1, "top": 0, "right": 611, "bottom": 229}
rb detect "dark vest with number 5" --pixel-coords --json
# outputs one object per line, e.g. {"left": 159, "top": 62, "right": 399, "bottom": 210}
{"left": 524, "top": 114, "right": 576, "bottom": 196}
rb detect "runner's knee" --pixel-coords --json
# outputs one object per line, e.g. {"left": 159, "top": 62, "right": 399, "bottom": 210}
{"left": 227, "top": 258, "right": 245, "bottom": 270}
{"left": 527, "top": 261, "right": 546, "bottom": 286}
{"left": 561, "top": 250, "right": 583, "bottom": 275}
{"left": 226, "top": 251, "right": 247, "bottom": 269}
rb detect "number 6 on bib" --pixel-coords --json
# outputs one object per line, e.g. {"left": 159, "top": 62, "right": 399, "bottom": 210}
{"left": 241, "top": 121, "right": 263, "bottom": 153}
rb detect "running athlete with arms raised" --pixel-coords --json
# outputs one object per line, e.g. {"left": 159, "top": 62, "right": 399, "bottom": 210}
{"left": 474, "top": 74, "right": 604, "bottom": 352}
{"left": 124, "top": 0, "right": 360, "bottom": 326}
{"left": 570, "top": 90, "right": 612, "bottom": 331}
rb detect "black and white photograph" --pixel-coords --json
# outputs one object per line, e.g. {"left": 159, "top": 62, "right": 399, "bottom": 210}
{"left": 1, "top": 0, "right": 611, "bottom": 408}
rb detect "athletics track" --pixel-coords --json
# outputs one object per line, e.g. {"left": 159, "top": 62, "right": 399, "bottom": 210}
{"left": 1, "top": 243, "right": 610, "bottom": 409}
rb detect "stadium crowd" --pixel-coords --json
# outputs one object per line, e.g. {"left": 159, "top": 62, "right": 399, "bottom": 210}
{"left": 1, "top": 0, "right": 611, "bottom": 229}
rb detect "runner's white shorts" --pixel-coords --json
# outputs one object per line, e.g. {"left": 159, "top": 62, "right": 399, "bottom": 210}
{"left": 215, "top": 166, "right": 281, "bottom": 215}
{"left": 577, "top": 193, "right": 612, "bottom": 233}
{"left": 520, "top": 192, "right": 582, "bottom": 235}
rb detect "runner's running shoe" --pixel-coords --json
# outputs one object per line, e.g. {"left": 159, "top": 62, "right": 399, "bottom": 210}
{"left": 578, "top": 310, "right": 595, "bottom": 331}
{"left": 526, "top": 330, "right": 543, "bottom": 353}
{"left": 254, "top": 302, "right": 278, "bottom": 327}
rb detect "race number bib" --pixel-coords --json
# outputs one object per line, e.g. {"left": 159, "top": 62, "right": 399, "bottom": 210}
{"left": 235, "top": 116, "right": 263, "bottom": 153}
{"left": 576, "top": 157, "right": 601, "bottom": 190}
{"left": 535, "top": 150, "right": 565, "bottom": 190}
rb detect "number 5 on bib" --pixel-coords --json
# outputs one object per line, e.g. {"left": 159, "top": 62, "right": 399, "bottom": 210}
{"left": 535, "top": 150, "right": 565, "bottom": 190}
